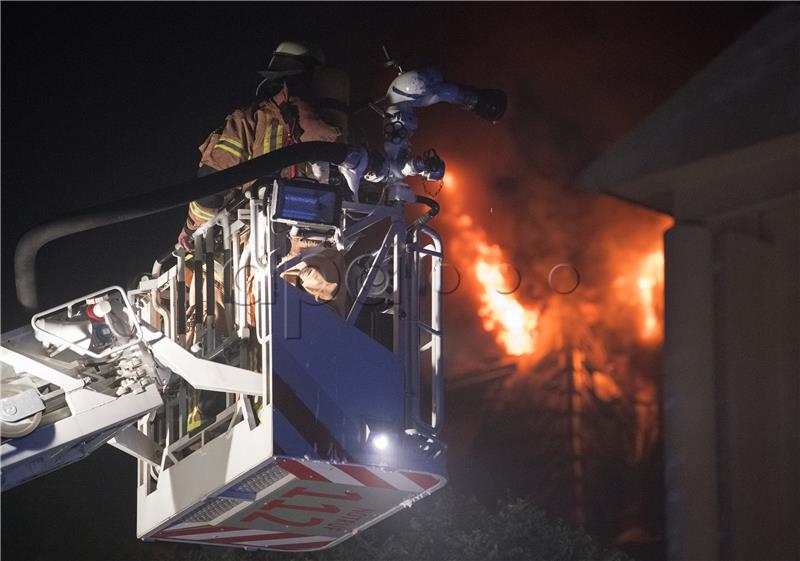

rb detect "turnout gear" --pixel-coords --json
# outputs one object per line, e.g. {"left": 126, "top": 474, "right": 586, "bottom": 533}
{"left": 178, "top": 42, "right": 346, "bottom": 317}
{"left": 279, "top": 234, "right": 348, "bottom": 317}
{"left": 180, "top": 88, "right": 341, "bottom": 241}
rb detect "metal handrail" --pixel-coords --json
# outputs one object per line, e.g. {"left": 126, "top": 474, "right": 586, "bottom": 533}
{"left": 411, "top": 226, "right": 444, "bottom": 435}
{"left": 130, "top": 202, "right": 272, "bottom": 472}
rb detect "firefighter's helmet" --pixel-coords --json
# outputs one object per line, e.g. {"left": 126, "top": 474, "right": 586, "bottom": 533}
{"left": 258, "top": 41, "right": 325, "bottom": 81}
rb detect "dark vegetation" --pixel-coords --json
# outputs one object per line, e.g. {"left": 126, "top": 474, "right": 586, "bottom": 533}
{"left": 136, "top": 489, "right": 627, "bottom": 561}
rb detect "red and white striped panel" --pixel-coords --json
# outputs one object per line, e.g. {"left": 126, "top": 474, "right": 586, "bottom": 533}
{"left": 275, "top": 458, "right": 443, "bottom": 494}
{"left": 154, "top": 522, "right": 333, "bottom": 551}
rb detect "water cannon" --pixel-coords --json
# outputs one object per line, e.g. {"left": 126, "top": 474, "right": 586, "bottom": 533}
{"left": 386, "top": 67, "right": 507, "bottom": 121}
{"left": 383, "top": 67, "right": 507, "bottom": 154}
{"left": 376, "top": 66, "right": 506, "bottom": 202}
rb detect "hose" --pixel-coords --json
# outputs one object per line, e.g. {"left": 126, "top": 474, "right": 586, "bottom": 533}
{"left": 410, "top": 195, "right": 441, "bottom": 229}
{"left": 15, "top": 142, "right": 352, "bottom": 309}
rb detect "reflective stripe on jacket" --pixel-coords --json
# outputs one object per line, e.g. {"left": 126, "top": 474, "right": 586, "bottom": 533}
{"left": 200, "top": 100, "right": 288, "bottom": 171}
{"left": 186, "top": 100, "right": 289, "bottom": 230}
{"left": 185, "top": 93, "right": 340, "bottom": 231}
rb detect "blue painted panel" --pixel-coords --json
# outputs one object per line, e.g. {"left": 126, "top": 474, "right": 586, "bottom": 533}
{"left": 272, "top": 408, "right": 318, "bottom": 459}
{"left": 271, "top": 280, "right": 404, "bottom": 462}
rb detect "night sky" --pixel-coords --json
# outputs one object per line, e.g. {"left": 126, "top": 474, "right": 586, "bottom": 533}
{"left": 1, "top": 3, "right": 769, "bottom": 560}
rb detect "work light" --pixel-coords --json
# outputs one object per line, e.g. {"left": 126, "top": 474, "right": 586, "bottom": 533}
{"left": 270, "top": 179, "right": 342, "bottom": 229}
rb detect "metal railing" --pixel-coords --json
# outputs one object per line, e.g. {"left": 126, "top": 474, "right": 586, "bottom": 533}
{"left": 131, "top": 198, "right": 266, "bottom": 480}
{"left": 130, "top": 189, "right": 443, "bottom": 483}
{"left": 409, "top": 226, "right": 445, "bottom": 435}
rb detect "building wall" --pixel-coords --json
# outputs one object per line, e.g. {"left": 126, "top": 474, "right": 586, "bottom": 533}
{"left": 663, "top": 197, "right": 800, "bottom": 560}
{"left": 580, "top": 7, "right": 799, "bottom": 558}
{"left": 663, "top": 224, "right": 719, "bottom": 560}
{"left": 713, "top": 201, "right": 800, "bottom": 560}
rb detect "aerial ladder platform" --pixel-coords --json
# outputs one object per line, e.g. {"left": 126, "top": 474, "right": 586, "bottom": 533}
{"left": 1, "top": 65, "right": 505, "bottom": 552}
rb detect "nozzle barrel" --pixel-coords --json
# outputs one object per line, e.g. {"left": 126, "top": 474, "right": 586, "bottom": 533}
{"left": 471, "top": 88, "right": 507, "bottom": 123}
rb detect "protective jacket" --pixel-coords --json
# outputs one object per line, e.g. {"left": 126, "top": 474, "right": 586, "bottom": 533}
{"left": 181, "top": 88, "right": 346, "bottom": 318}
{"left": 184, "top": 91, "right": 340, "bottom": 232}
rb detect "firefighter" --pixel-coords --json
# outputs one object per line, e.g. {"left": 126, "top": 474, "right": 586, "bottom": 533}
{"left": 180, "top": 42, "right": 348, "bottom": 432}
{"left": 177, "top": 41, "right": 347, "bottom": 321}
{"left": 178, "top": 41, "right": 340, "bottom": 250}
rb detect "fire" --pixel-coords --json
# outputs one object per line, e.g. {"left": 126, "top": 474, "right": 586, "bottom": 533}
{"left": 445, "top": 173, "right": 542, "bottom": 358}
{"left": 636, "top": 251, "right": 663, "bottom": 342}
{"left": 437, "top": 162, "right": 671, "bottom": 537}
{"left": 427, "top": 84, "right": 674, "bottom": 531}
{"left": 613, "top": 247, "right": 666, "bottom": 344}
{"left": 468, "top": 238, "right": 666, "bottom": 358}
{"left": 441, "top": 167, "right": 667, "bottom": 363}
{"left": 475, "top": 241, "right": 540, "bottom": 356}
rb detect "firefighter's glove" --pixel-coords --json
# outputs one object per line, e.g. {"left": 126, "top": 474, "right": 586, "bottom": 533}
{"left": 298, "top": 266, "right": 339, "bottom": 303}
{"left": 178, "top": 225, "right": 195, "bottom": 251}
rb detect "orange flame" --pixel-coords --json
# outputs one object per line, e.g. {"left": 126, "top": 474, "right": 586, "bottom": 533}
{"left": 474, "top": 241, "right": 540, "bottom": 356}
{"left": 636, "top": 251, "right": 664, "bottom": 342}
{"left": 613, "top": 247, "right": 665, "bottom": 344}
{"left": 440, "top": 166, "right": 669, "bottom": 467}
{"left": 446, "top": 173, "right": 542, "bottom": 357}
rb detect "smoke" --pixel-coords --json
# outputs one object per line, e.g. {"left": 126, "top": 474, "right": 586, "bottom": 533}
{"left": 397, "top": 16, "right": 678, "bottom": 521}
{"left": 508, "top": 81, "right": 596, "bottom": 185}
{"left": 402, "top": 3, "right": 766, "bottom": 544}
{"left": 400, "top": 5, "right": 719, "bottom": 377}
